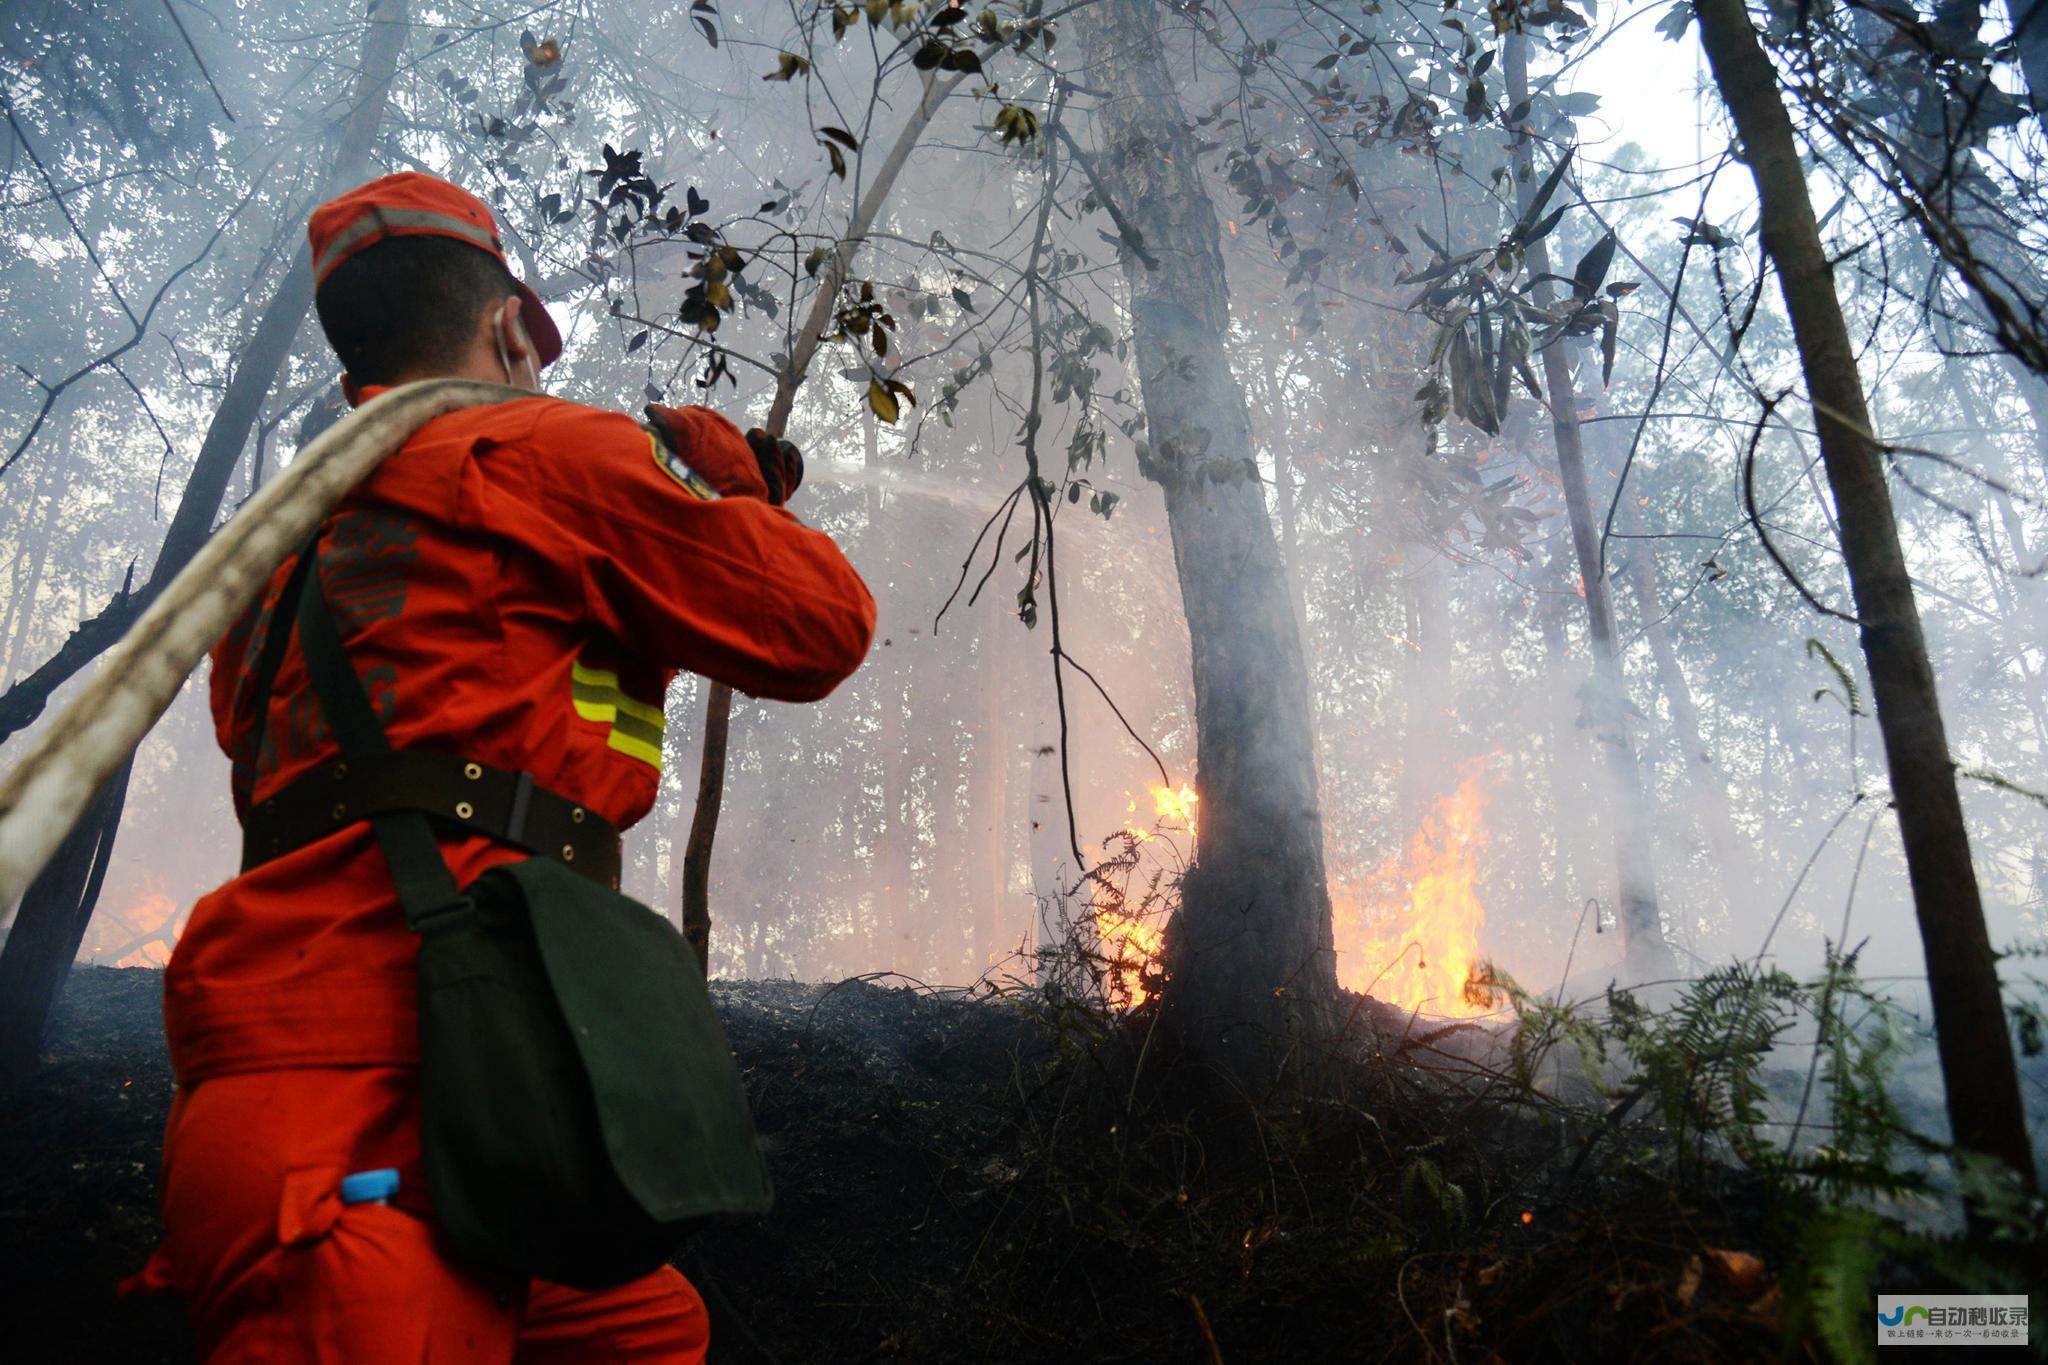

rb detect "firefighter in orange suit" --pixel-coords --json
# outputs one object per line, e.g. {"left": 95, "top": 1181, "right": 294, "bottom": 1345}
{"left": 123, "top": 172, "right": 876, "bottom": 1361}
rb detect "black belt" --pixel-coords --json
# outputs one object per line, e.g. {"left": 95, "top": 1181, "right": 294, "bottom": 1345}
{"left": 241, "top": 751, "right": 622, "bottom": 889}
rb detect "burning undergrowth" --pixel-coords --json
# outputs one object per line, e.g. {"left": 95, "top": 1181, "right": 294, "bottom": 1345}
{"left": 3, "top": 963, "right": 1939, "bottom": 1364}
{"left": 1088, "top": 765, "right": 1505, "bottom": 1022}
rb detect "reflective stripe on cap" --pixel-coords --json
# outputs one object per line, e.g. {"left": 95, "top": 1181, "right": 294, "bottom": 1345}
{"left": 312, "top": 205, "right": 503, "bottom": 282}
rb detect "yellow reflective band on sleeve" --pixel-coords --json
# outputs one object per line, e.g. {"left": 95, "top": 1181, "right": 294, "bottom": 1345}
{"left": 570, "top": 660, "right": 666, "bottom": 769}
{"left": 648, "top": 430, "right": 720, "bottom": 501}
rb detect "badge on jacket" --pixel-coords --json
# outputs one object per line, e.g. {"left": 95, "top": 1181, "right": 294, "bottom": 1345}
{"left": 646, "top": 431, "right": 721, "bottom": 501}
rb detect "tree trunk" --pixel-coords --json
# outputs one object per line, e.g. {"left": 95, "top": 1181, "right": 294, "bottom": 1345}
{"left": 974, "top": 589, "right": 1012, "bottom": 975}
{"left": 1940, "top": 369, "right": 2048, "bottom": 753}
{"left": 1695, "top": 0, "right": 2037, "bottom": 1192}
{"left": 679, "top": 69, "right": 968, "bottom": 975}
{"left": 1395, "top": 554, "right": 1452, "bottom": 834}
{"left": 1, "top": 427, "right": 73, "bottom": 686}
{"left": 1533, "top": 542, "right": 1590, "bottom": 919}
{"left": 867, "top": 417, "right": 917, "bottom": 971}
{"left": 2016, "top": 0, "right": 2048, "bottom": 120}
{"left": 1505, "top": 34, "right": 1674, "bottom": 978}
{"left": 0, "top": 0, "right": 411, "bottom": 1080}
{"left": 1077, "top": 0, "right": 1337, "bottom": 1078}
{"left": 1584, "top": 377, "right": 1755, "bottom": 930}
{"left": 1262, "top": 363, "right": 1315, "bottom": 659}
{"left": 0, "top": 757, "right": 132, "bottom": 1084}
{"left": 0, "top": 0, "right": 410, "bottom": 746}
{"left": 1619, "top": 506, "right": 1759, "bottom": 929}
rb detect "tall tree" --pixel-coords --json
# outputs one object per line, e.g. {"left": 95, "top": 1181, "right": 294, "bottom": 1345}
{"left": 1503, "top": 33, "right": 1675, "bottom": 979}
{"left": 0, "top": 0, "right": 412, "bottom": 1080}
{"left": 1693, "top": 0, "right": 2037, "bottom": 1193}
{"left": 2017, "top": 0, "right": 2048, "bottom": 120}
{"left": 1075, "top": 0, "right": 1339, "bottom": 1077}
{"left": 0, "top": 756, "right": 130, "bottom": 1080}
{"left": 0, "top": 0, "right": 411, "bottom": 745}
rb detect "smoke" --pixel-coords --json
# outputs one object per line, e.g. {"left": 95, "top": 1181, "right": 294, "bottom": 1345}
{"left": 0, "top": 0, "right": 2039, "bottom": 1146}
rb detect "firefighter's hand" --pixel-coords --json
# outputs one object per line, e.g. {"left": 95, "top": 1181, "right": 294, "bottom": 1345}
{"left": 745, "top": 429, "right": 804, "bottom": 506}
{"left": 644, "top": 403, "right": 787, "bottom": 504}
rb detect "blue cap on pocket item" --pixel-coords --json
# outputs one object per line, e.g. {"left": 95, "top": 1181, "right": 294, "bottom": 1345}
{"left": 339, "top": 1168, "right": 401, "bottom": 1204}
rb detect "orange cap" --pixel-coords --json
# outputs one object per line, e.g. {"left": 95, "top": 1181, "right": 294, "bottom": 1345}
{"left": 308, "top": 171, "right": 563, "bottom": 367}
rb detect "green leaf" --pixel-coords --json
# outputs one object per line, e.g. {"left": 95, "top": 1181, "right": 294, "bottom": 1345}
{"left": 1516, "top": 147, "right": 1573, "bottom": 237}
{"left": 1598, "top": 298, "right": 1618, "bottom": 387}
{"left": 1573, "top": 230, "right": 1618, "bottom": 298}
{"left": 1805, "top": 638, "right": 1864, "bottom": 715}
{"left": 868, "top": 378, "right": 900, "bottom": 423}
{"left": 1524, "top": 205, "right": 1567, "bottom": 247}
{"left": 1673, "top": 216, "right": 1733, "bottom": 249}
{"left": 1959, "top": 766, "right": 2048, "bottom": 812}
{"left": 1463, "top": 77, "right": 1488, "bottom": 121}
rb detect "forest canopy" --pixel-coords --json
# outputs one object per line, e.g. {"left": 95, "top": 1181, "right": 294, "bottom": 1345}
{"left": 0, "top": 0, "right": 2044, "bottom": 1355}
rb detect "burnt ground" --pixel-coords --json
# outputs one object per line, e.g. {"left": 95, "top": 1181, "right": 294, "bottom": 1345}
{"left": 3, "top": 968, "right": 1836, "bottom": 1363}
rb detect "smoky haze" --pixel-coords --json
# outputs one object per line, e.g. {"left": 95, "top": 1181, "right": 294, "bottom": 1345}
{"left": 1, "top": 0, "right": 2042, "bottom": 1154}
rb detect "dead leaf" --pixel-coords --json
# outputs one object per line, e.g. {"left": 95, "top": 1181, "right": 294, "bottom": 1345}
{"left": 1675, "top": 1254, "right": 1702, "bottom": 1308}
{"left": 1703, "top": 1246, "right": 1766, "bottom": 1294}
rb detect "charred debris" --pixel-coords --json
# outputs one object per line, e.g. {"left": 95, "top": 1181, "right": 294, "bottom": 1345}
{"left": 7, "top": 965, "right": 2041, "bottom": 1362}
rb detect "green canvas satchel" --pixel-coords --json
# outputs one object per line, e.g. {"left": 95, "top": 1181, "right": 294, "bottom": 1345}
{"left": 272, "top": 536, "right": 772, "bottom": 1289}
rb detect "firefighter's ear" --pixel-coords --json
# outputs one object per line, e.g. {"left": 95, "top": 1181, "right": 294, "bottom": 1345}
{"left": 339, "top": 374, "right": 364, "bottom": 408}
{"left": 494, "top": 296, "right": 540, "bottom": 392}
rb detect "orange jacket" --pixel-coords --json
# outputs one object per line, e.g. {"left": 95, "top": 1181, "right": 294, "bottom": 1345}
{"left": 163, "top": 394, "right": 874, "bottom": 1083}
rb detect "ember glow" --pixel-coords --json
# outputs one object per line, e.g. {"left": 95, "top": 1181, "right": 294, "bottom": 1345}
{"left": 1150, "top": 782, "right": 1198, "bottom": 837}
{"left": 1336, "top": 766, "right": 1496, "bottom": 1019}
{"left": 1094, "top": 783, "right": 1199, "bottom": 1006}
{"left": 1092, "top": 774, "right": 1502, "bottom": 1018}
{"left": 1093, "top": 901, "right": 1164, "bottom": 1008}
{"left": 82, "top": 881, "right": 184, "bottom": 968}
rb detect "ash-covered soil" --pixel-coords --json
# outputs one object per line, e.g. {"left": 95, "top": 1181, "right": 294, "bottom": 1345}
{"left": 2, "top": 967, "right": 1808, "bottom": 1363}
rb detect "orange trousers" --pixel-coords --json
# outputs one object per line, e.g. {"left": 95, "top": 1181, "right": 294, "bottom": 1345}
{"left": 139, "top": 1067, "right": 709, "bottom": 1363}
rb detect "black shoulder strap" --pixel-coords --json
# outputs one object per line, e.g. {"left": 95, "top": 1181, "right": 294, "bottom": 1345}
{"left": 241, "top": 547, "right": 319, "bottom": 777}
{"left": 278, "top": 534, "right": 470, "bottom": 928}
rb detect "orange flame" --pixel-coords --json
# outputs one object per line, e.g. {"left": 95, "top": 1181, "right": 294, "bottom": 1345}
{"left": 1117, "top": 782, "right": 1198, "bottom": 846}
{"left": 1336, "top": 765, "right": 1495, "bottom": 1018}
{"left": 1093, "top": 783, "right": 1198, "bottom": 1006}
{"left": 1094, "top": 904, "right": 1164, "bottom": 1008}
{"left": 1092, "top": 773, "right": 1499, "bottom": 1020}
{"left": 1151, "top": 782, "right": 1198, "bottom": 836}
{"left": 83, "top": 881, "right": 183, "bottom": 968}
